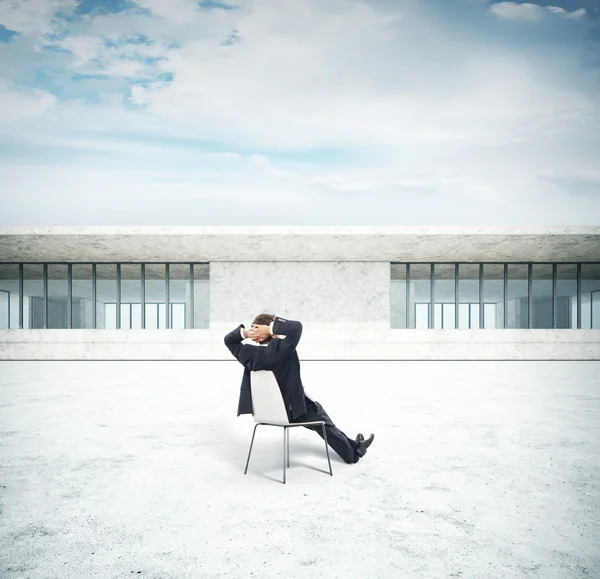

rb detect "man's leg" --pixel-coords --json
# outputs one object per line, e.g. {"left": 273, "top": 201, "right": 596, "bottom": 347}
{"left": 294, "top": 398, "right": 359, "bottom": 464}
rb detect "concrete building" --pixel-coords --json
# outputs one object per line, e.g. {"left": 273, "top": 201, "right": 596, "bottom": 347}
{"left": 0, "top": 226, "right": 599, "bottom": 360}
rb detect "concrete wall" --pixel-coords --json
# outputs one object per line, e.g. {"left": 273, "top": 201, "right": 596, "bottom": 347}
{"left": 209, "top": 262, "right": 390, "bottom": 329}
{"left": 1, "top": 329, "right": 599, "bottom": 360}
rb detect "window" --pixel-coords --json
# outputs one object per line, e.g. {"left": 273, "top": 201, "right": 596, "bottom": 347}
{"left": 434, "top": 264, "right": 455, "bottom": 329}
{"left": 0, "top": 262, "right": 210, "bottom": 330}
{"left": 483, "top": 264, "right": 504, "bottom": 329}
{"left": 194, "top": 264, "right": 210, "bottom": 329}
{"left": 556, "top": 264, "right": 577, "bottom": 329}
{"left": 506, "top": 264, "right": 529, "bottom": 329}
{"left": 0, "top": 264, "right": 19, "bottom": 329}
{"left": 581, "top": 264, "right": 600, "bottom": 330}
{"left": 120, "top": 264, "right": 142, "bottom": 329}
{"left": 458, "top": 264, "right": 480, "bottom": 329}
{"left": 531, "top": 264, "right": 553, "bottom": 329}
{"left": 390, "top": 262, "right": 599, "bottom": 330}
{"left": 408, "top": 264, "right": 431, "bottom": 329}
{"left": 72, "top": 264, "right": 94, "bottom": 329}
{"left": 144, "top": 264, "right": 166, "bottom": 329}
{"left": 458, "top": 303, "right": 480, "bottom": 329}
{"left": 169, "top": 264, "right": 191, "bottom": 330}
{"left": 96, "top": 264, "right": 117, "bottom": 329}
{"left": 23, "top": 264, "right": 44, "bottom": 329}
{"left": 47, "top": 264, "right": 68, "bottom": 329}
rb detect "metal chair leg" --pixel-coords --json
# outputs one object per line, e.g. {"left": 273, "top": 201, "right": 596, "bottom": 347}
{"left": 322, "top": 423, "right": 333, "bottom": 476}
{"left": 282, "top": 427, "right": 287, "bottom": 484}
{"left": 286, "top": 428, "right": 290, "bottom": 467}
{"left": 244, "top": 423, "right": 260, "bottom": 474}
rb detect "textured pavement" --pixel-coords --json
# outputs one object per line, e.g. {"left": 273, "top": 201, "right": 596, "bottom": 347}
{"left": 1, "top": 360, "right": 599, "bottom": 579}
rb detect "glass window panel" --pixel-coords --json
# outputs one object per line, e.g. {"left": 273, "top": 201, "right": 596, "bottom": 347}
{"left": 158, "top": 303, "right": 166, "bottom": 329}
{"left": 415, "top": 302, "right": 429, "bottom": 329}
{"left": 169, "top": 264, "right": 191, "bottom": 329}
{"left": 132, "top": 303, "right": 142, "bottom": 329}
{"left": 120, "top": 304, "right": 131, "bottom": 329}
{"left": 145, "top": 303, "right": 158, "bottom": 329}
{"left": 23, "top": 264, "right": 44, "bottom": 329}
{"left": 193, "top": 264, "right": 210, "bottom": 329}
{"left": 484, "top": 304, "right": 497, "bottom": 329}
{"left": 443, "top": 304, "right": 456, "bottom": 329}
{"left": 470, "top": 304, "right": 480, "bottom": 329}
{"left": 483, "top": 264, "right": 504, "bottom": 329}
{"left": 120, "top": 264, "right": 141, "bottom": 330}
{"left": 72, "top": 264, "right": 94, "bottom": 329}
{"left": 390, "top": 264, "right": 407, "bottom": 329}
{"left": 0, "top": 264, "right": 19, "bottom": 329}
{"left": 47, "top": 264, "right": 68, "bottom": 329}
{"left": 104, "top": 303, "right": 117, "bottom": 329}
{"left": 409, "top": 264, "right": 431, "bottom": 329}
{"left": 556, "top": 264, "right": 577, "bottom": 329}
{"left": 459, "top": 303, "right": 470, "bottom": 328}
{"left": 506, "top": 264, "right": 529, "bottom": 329}
{"left": 458, "top": 264, "right": 479, "bottom": 329}
{"left": 434, "top": 303, "right": 442, "bottom": 328}
{"left": 171, "top": 303, "right": 186, "bottom": 329}
{"left": 96, "top": 264, "right": 117, "bottom": 329}
{"left": 434, "top": 264, "right": 455, "bottom": 329}
{"left": 581, "top": 264, "right": 600, "bottom": 330}
{"left": 145, "top": 265, "right": 166, "bottom": 329}
{"left": 0, "top": 290, "right": 8, "bottom": 330}
{"left": 532, "top": 264, "right": 553, "bottom": 329}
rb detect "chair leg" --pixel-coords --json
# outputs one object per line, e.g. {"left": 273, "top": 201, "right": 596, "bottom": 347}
{"left": 244, "top": 423, "right": 260, "bottom": 475}
{"left": 282, "top": 427, "right": 287, "bottom": 484}
{"left": 286, "top": 428, "right": 290, "bottom": 467}
{"left": 321, "top": 423, "right": 333, "bottom": 476}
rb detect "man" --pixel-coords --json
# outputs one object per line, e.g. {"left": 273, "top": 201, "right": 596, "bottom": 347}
{"left": 224, "top": 314, "right": 374, "bottom": 464}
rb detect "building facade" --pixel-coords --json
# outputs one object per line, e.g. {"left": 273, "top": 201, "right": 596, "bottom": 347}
{"left": 1, "top": 226, "right": 599, "bottom": 360}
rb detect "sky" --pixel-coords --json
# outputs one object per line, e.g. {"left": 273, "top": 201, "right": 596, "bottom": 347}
{"left": 0, "top": 0, "right": 599, "bottom": 226}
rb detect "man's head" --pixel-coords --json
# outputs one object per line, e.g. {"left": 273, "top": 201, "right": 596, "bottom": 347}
{"left": 251, "top": 313, "right": 275, "bottom": 344}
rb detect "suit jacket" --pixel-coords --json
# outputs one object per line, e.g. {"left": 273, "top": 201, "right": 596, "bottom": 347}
{"left": 224, "top": 317, "right": 308, "bottom": 420}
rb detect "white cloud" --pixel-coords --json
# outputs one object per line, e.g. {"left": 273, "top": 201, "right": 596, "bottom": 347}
{"left": 490, "top": 2, "right": 543, "bottom": 21}
{"left": 566, "top": 8, "right": 586, "bottom": 19}
{"left": 0, "top": 0, "right": 598, "bottom": 225}
{"left": 0, "top": 81, "right": 57, "bottom": 125}
{"left": 0, "top": 0, "right": 77, "bottom": 35}
{"left": 53, "top": 35, "right": 106, "bottom": 67}
{"left": 490, "top": 2, "right": 587, "bottom": 21}
{"left": 132, "top": 0, "right": 203, "bottom": 25}
{"left": 116, "top": 0, "right": 591, "bottom": 151}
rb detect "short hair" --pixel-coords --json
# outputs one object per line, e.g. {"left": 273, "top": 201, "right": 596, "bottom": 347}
{"left": 252, "top": 313, "right": 275, "bottom": 326}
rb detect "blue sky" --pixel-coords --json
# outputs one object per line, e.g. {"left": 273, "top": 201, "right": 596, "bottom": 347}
{"left": 0, "top": 0, "right": 599, "bottom": 225}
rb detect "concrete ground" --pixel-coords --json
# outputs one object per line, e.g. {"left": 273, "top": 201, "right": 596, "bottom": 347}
{"left": 0, "top": 360, "right": 599, "bottom": 579}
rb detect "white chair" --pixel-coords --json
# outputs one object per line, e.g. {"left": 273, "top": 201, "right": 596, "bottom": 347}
{"left": 244, "top": 370, "right": 333, "bottom": 484}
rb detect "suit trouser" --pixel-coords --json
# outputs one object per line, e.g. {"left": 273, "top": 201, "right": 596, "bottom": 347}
{"left": 294, "top": 398, "right": 359, "bottom": 464}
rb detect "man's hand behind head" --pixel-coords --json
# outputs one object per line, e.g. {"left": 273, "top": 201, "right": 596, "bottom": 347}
{"left": 249, "top": 324, "right": 271, "bottom": 343}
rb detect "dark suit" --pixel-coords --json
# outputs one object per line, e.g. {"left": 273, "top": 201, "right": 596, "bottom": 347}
{"left": 224, "top": 317, "right": 359, "bottom": 464}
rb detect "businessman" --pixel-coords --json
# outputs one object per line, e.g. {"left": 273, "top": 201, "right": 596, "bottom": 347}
{"left": 224, "top": 314, "right": 374, "bottom": 464}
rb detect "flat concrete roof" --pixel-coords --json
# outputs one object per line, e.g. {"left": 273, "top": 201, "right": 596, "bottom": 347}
{"left": 1, "top": 226, "right": 599, "bottom": 262}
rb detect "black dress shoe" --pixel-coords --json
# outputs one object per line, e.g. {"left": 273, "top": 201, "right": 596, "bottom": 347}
{"left": 355, "top": 433, "right": 374, "bottom": 458}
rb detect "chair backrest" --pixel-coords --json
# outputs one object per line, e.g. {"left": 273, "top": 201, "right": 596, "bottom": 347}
{"left": 250, "top": 371, "right": 290, "bottom": 426}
